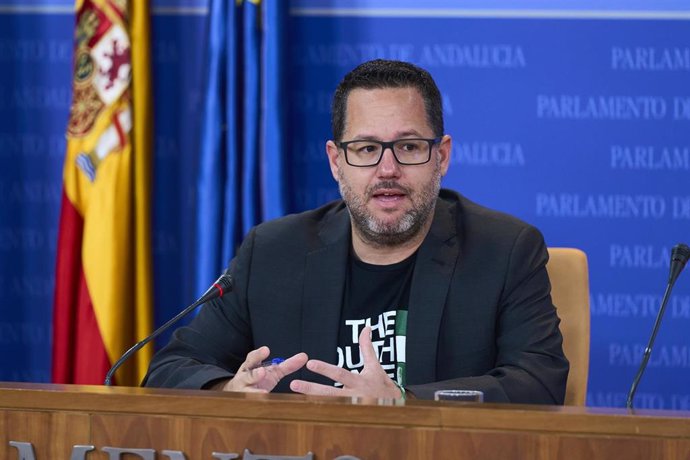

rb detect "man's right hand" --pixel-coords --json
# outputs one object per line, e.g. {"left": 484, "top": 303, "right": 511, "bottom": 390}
{"left": 213, "top": 346, "right": 308, "bottom": 393}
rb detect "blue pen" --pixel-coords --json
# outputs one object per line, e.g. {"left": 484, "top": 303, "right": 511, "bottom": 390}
{"left": 246, "top": 357, "right": 284, "bottom": 371}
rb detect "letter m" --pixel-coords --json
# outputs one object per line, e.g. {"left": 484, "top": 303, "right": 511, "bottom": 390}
{"left": 9, "top": 442, "right": 95, "bottom": 460}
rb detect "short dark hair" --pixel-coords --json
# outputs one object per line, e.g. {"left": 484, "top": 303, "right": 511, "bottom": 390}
{"left": 331, "top": 59, "right": 444, "bottom": 142}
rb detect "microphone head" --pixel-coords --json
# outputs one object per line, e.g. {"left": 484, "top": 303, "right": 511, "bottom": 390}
{"left": 216, "top": 273, "right": 234, "bottom": 296}
{"left": 672, "top": 243, "right": 690, "bottom": 266}
{"left": 669, "top": 243, "right": 690, "bottom": 283}
{"left": 196, "top": 273, "right": 235, "bottom": 304}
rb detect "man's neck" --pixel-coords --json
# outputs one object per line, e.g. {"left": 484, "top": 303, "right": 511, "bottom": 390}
{"left": 351, "top": 216, "right": 433, "bottom": 265}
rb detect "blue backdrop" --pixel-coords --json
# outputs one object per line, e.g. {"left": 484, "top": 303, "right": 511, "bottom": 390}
{"left": 1, "top": 0, "right": 689, "bottom": 409}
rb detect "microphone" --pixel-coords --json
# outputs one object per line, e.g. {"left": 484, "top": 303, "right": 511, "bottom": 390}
{"left": 626, "top": 243, "right": 690, "bottom": 409}
{"left": 104, "top": 273, "right": 234, "bottom": 386}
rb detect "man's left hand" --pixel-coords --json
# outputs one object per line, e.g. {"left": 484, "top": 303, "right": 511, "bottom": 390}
{"left": 289, "top": 326, "right": 403, "bottom": 399}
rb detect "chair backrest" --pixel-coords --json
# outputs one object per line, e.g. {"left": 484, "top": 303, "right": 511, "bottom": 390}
{"left": 546, "top": 247, "right": 591, "bottom": 406}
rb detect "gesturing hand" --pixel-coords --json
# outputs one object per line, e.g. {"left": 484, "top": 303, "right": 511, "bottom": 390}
{"left": 289, "top": 326, "right": 403, "bottom": 399}
{"left": 219, "top": 346, "right": 308, "bottom": 393}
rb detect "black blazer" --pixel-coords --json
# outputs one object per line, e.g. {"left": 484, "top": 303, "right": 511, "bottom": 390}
{"left": 143, "top": 189, "right": 568, "bottom": 404}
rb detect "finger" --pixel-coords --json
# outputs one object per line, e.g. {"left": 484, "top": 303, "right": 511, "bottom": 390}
{"left": 250, "top": 352, "right": 309, "bottom": 392}
{"left": 358, "top": 326, "right": 379, "bottom": 368}
{"left": 273, "top": 352, "right": 308, "bottom": 377}
{"left": 224, "top": 365, "right": 266, "bottom": 391}
{"left": 236, "top": 346, "right": 271, "bottom": 387}
{"left": 306, "top": 359, "right": 359, "bottom": 388}
{"left": 240, "top": 346, "right": 271, "bottom": 372}
{"left": 290, "top": 379, "right": 348, "bottom": 397}
{"left": 243, "top": 365, "right": 267, "bottom": 385}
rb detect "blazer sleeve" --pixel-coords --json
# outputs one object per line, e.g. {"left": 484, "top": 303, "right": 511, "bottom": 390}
{"left": 141, "top": 229, "right": 258, "bottom": 390}
{"left": 407, "top": 226, "right": 569, "bottom": 404}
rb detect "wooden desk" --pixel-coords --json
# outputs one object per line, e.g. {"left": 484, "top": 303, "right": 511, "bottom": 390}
{"left": 1, "top": 382, "right": 689, "bottom": 459}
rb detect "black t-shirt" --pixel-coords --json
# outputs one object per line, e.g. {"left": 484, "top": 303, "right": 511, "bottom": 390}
{"left": 336, "top": 249, "right": 416, "bottom": 386}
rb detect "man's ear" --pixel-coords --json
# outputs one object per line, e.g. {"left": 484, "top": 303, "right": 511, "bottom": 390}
{"left": 326, "top": 140, "right": 341, "bottom": 181}
{"left": 437, "top": 134, "right": 452, "bottom": 176}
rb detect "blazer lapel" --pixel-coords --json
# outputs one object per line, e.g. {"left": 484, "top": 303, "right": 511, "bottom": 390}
{"left": 300, "top": 206, "right": 350, "bottom": 385}
{"left": 406, "top": 198, "right": 461, "bottom": 385}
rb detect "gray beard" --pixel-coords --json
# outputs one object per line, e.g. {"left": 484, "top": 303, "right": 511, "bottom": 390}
{"left": 337, "top": 162, "right": 442, "bottom": 248}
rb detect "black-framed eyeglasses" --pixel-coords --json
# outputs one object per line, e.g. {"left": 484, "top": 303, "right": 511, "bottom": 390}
{"left": 338, "top": 137, "right": 442, "bottom": 167}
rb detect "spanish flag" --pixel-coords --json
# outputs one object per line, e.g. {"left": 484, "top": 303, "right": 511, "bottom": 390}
{"left": 52, "top": 0, "right": 153, "bottom": 386}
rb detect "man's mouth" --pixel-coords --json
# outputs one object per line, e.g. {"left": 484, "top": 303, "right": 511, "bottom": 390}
{"left": 371, "top": 188, "right": 407, "bottom": 204}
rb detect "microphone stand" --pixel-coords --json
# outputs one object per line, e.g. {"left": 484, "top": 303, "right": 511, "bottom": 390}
{"left": 626, "top": 244, "right": 689, "bottom": 409}
{"left": 104, "top": 274, "right": 233, "bottom": 386}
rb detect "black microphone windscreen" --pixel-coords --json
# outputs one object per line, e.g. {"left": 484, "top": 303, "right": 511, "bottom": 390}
{"left": 671, "top": 243, "right": 690, "bottom": 265}
{"left": 669, "top": 243, "right": 690, "bottom": 283}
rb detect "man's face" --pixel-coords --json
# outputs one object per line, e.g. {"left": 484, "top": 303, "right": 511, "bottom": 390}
{"left": 326, "top": 87, "right": 451, "bottom": 247}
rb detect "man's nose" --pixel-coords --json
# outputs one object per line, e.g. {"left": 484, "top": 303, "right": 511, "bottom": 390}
{"left": 376, "top": 147, "right": 401, "bottom": 176}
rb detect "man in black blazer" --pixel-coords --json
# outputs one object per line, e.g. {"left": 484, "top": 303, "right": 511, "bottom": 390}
{"left": 143, "top": 59, "right": 568, "bottom": 404}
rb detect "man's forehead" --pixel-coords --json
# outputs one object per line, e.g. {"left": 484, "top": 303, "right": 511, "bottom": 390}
{"left": 342, "top": 86, "right": 429, "bottom": 136}
{"left": 344, "top": 87, "right": 425, "bottom": 117}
